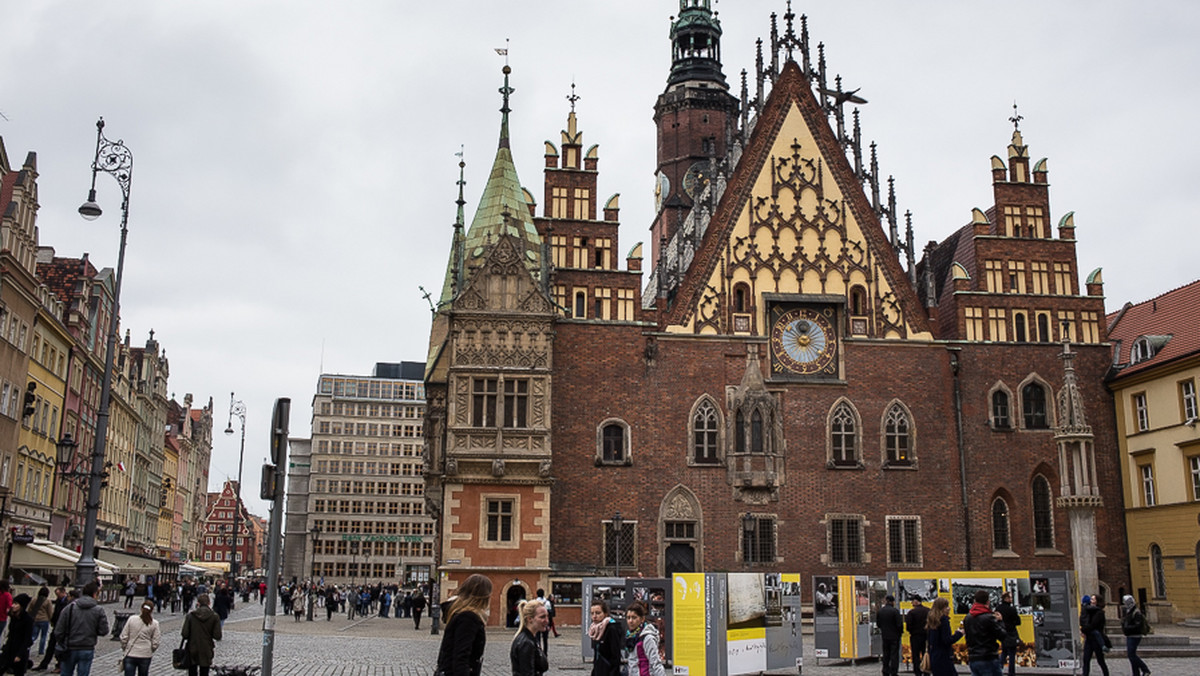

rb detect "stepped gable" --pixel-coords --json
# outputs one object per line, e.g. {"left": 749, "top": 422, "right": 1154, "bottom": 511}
{"left": 663, "top": 59, "right": 929, "bottom": 335}
{"left": 1107, "top": 279, "right": 1200, "bottom": 378}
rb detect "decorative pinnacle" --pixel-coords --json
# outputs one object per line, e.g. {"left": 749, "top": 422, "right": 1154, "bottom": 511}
{"left": 1009, "top": 101, "right": 1023, "bottom": 131}
{"left": 567, "top": 81, "right": 580, "bottom": 113}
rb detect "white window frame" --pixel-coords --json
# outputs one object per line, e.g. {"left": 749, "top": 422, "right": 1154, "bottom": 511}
{"left": 1134, "top": 393, "right": 1149, "bottom": 432}
{"left": 1141, "top": 464, "right": 1156, "bottom": 507}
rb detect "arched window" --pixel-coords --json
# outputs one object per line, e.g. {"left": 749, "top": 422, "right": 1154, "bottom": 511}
{"left": 829, "top": 402, "right": 859, "bottom": 467}
{"left": 1151, "top": 544, "right": 1167, "bottom": 598}
{"left": 574, "top": 291, "right": 587, "bottom": 319}
{"left": 750, "top": 410, "right": 764, "bottom": 453}
{"left": 849, "top": 286, "right": 867, "bottom": 316}
{"left": 691, "top": 399, "right": 720, "bottom": 464}
{"left": 735, "top": 411, "right": 746, "bottom": 454}
{"left": 883, "top": 404, "right": 912, "bottom": 464}
{"left": 596, "top": 419, "right": 630, "bottom": 465}
{"left": 1037, "top": 313, "right": 1051, "bottom": 342}
{"left": 1022, "top": 383, "right": 1049, "bottom": 429}
{"left": 1014, "top": 313, "right": 1028, "bottom": 342}
{"left": 733, "top": 284, "right": 749, "bottom": 313}
{"left": 992, "top": 498, "right": 1011, "bottom": 551}
{"left": 1032, "top": 475, "right": 1054, "bottom": 549}
{"left": 1132, "top": 337, "right": 1155, "bottom": 364}
{"left": 992, "top": 390, "right": 1011, "bottom": 429}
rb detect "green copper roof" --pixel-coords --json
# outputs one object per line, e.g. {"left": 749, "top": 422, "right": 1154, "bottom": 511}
{"left": 438, "top": 66, "right": 542, "bottom": 307}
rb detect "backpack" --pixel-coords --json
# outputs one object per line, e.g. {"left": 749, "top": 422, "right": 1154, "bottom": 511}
{"left": 1139, "top": 610, "right": 1152, "bottom": 635}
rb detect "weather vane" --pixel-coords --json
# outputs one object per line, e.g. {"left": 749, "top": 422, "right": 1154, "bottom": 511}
{"left": 567, "top": 81, "right": 580, "bottom": 113}
{"left": 1009, "top": 101, "right": 1023, "bottom": 131}
{"left": 495, "top": 38, "right": 510, "bottom": 65}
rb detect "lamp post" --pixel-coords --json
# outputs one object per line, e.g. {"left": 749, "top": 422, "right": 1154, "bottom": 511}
{"left": 75, "top": 118, "right": 132, "bottom": 588}
{"left": 742, "top": 512, "right": 756, "bottom": 564}
{"left": 612, "top": 511, "right": 623, "bottom": 578}
{"left": 225, "top": 393, "right": 246, "bottom": 580}
{"left": 307, "top": 525, "right": 320, "bottom": 621}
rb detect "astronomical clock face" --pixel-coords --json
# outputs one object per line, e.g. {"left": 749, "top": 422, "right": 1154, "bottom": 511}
{"left": 769, "top": 306, "right": 838, "bottom": 376}
{"left": 682, "top": 161, "right": 712, "bottom": 200}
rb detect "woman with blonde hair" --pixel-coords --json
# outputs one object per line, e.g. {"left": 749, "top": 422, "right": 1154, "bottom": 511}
{"left": 435, "top": 574, "right": 493, "bottom": 676}
{"left": 924, "top": 597, "right": 964, "bottom": 676}
{"left": 510, "top": 598, "right": 548, "bottom": 676}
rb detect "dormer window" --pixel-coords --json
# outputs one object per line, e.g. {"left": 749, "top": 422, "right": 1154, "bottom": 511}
{"left": 1131, "top": 337, "right": 1155, "bottom": 364}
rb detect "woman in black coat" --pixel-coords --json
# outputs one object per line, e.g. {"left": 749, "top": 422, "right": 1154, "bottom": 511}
{"left": 924, "top": 597, "right": 964, "bottom": 676}
{"left": 0, "top": 594, "right": 34, "bottom": 676}
{"left": 435, "top": 575, "right": 492, "bottom": 676}
{"left": 510, "top": 599, "right": 549, "bottom": 676}
{"left": 587, "top": 600, "right": 622, "bottom": 676}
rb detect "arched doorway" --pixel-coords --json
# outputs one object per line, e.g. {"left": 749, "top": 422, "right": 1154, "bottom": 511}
{"left": 659, "top": 485, "right": 702, "bottom": 575}
{"left": 505, "top": 583, "right": 527, "bottom": 628}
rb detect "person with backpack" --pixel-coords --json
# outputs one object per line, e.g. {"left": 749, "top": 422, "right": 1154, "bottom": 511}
{"left": 1078, "top": 595, "right": 1110, "bottom": 676}
{"left": 1119, "top": 595, "right": 1151, "bottom": 676}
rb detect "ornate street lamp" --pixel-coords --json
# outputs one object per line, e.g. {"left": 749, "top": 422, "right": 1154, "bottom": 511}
{"left": 742, "top": 512, "right": 756, "bottom": 564}
{"left": 75, "top": 118, "right": 132, "bottom": 588}
{"left": 224, "top": 393, "right": 246, "bottom": 579}
{"left": 612, "top": 511, "right": 623, "bottom": 578}
{"left": 306, "top": 525, "right": 320, "bottom": 621}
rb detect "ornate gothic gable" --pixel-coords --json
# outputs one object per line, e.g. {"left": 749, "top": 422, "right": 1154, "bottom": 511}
{"left": 452, "top": 233, "right": 553, "bottom": 316}
{"left": 664, "top": 61, "right": 931, "bottom": 341}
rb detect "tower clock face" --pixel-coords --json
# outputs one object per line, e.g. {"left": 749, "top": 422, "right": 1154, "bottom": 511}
{"left": 682, "top": 161, "right": 711, "bottom": 199}
{"left": 770, "top": 307, "right": 838, "bottom": 375}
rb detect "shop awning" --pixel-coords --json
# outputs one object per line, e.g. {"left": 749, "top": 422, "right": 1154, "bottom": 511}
{"left": 97, "top": 549, "right": 160, "bottom": 575}
{"left": 10, "top": 540, "right": 120, "bottom": 578}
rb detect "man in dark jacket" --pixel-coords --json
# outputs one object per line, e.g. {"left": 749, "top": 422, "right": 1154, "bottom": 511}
{"left": 904, "top": 597, "right": 930, "bottom": 676}
{"left": 212, "top": 586, "right": 234, "bottom": 628}
{"left": 877, "top": 595, "right": 904, "bottom": 676}
{"left": 1078, "top": 595, "right": 1110, "bottom": 676}
{"left": 995, "top": 592, "right": 1021, "bottom": 676}
{"left": 53, "top": 582, "right": 109, "bottom": 676}
{"left": 962, "top": 590, "right": 1006, "bottom": 676}
{"left": 182, "top": 594, "right": 222, "bottom": 676}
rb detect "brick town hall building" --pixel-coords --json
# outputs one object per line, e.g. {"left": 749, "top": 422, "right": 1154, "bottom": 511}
{"left": 423, "top": 2, "right": 1128, "bottom": 624}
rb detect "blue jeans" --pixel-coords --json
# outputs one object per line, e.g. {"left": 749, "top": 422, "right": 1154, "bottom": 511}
{"left": 31, "top": 620, "right": 50, "bottom": 654}
{"left": 122, "top": 657, "right": 150, "bottom": 676}
{"left": 60, "top": 649, "right": 95, "bottom": 676}
{"left": 968, "top": 658, "right": 1002, "bottom": 676}
{"left": 1125, "top": 635, "right": 1149, "bottom": 676}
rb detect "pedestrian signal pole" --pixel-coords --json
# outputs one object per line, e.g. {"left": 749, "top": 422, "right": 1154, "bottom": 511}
{"left": 260, "top": 398, "right": 290, "bottom": 676}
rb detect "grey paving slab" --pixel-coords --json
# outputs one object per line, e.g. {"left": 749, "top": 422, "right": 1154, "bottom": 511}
{"left": 72, "top": 602, "right": 1199, "bottom": 676}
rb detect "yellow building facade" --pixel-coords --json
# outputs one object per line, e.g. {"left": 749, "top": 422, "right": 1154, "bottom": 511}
{"left": 1108, "top": 280, "right": 1200, "bottom": 620}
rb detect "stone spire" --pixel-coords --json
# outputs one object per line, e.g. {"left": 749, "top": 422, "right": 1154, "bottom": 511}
{"left": 1055, "top": 339, "right": 1103, "bottom": 601}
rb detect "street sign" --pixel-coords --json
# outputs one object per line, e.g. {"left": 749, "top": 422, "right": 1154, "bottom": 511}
{"left": 338, "top": 534, "right": 424, "bottom": 543}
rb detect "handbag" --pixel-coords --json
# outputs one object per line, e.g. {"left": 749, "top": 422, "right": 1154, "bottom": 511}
{"left": 171, "top": 639, "right": 191, "bottom": 670}
{"left": 919, "top": 652, "right": 930, "bottom": 673}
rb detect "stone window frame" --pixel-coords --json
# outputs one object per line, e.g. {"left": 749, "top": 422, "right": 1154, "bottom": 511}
{"left": 988, "top": 382, "right": 1014, "bottom": 430}
{"left": 479, "top": 493, "right": 521, "bottom": 550}
{"left": 659, "top": 485, "right": 704, "bottom": 575}
{"left": 880, "top": 399, "right": 916, "bottom": 468}
{"left": 603, "top": 517, "right": 636, "bottom": 569}
{"left": 1150, "top": 543, "right": 1167, "bottom": 598}
{"left": 991, "top": 495, "right": 1017, "bottom": 557}
{"left": 1017, "top": 374, "right": 1055, "bottom": 431}
{"left": 826, "top": 398, "right": 863, "bottom": 469}
{"left": 1031, "top": 474, "right": 1057, "bottom": 552}
{"left": 823, "top": 513, "right": 868, "bottom": 567}
{"left": 687, "top": 396, "right": 724, "bottom": 466}
{"left": 885, "top": 515, "right": 922, "bottom": 568}
{"left": 596, "top": 418, "right": 632, "bottom": 466}
{"left": 739, "top": 512, "right": 779, "bottom": 565}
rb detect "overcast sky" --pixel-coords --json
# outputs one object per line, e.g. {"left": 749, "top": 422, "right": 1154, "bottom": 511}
{"left": 3, "top": 1, "right": 1197, "bottom": 515}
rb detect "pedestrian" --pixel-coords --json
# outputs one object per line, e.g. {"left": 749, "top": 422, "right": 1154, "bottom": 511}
{"left": 877, "top": 594, "right": 903, "bottom": 676}
{"left": 995, "top": 592, "right": 1020, "bottom": 676}
{"left": 904, "top": 597, "right": 929, "bottom": 676}
{"left": 53, "top": 581, "right": 109, "bottom": 676}
{"left": 28, "top": 587, "right": 51, "bottom": 658}
{"left": 379, "top": 590, "right": 391, "bottom": 618}
{"left": 435, "top": 574, "right": 492, "bottom": 676}
{"left": 587, "top": 599, "right": 622, "bottom": 676}
{"left": 212, "top": 586, "right": 233, "bottom": 628}
{"left": 963, "top": 590, "right": 1006, "bottom": 676}
{"left": 1078, "top": 595, "right": 1110, "bottom": 676}
{"left": 511, "top": 599, "right": 549, "bottom": 676}
{"left": 31, "top": 587, "right": 68, "bottom": 672}
{"left": 622, "top": 601, "right": 664, "bottom": 676}
{"left": 292, "top": 588, "right": 304, "bottom": 622}
{"left": 0, "top": 580, "right": 13, "bottom": 638}
{"left": 181, "top": 583, "right": 195, "bottom": 614}
{"left": 324, "top": 587, "right": 337, "bottom": 621}
{"left": 534, "top": 589, "right": 551, "bottom": 654}
{"left": 411, "top": 588, "right": 427, "bottom": 630}
{"left": 181, "top": 594, "right": 222, "bottom": 676}
{"left": 119, "top": 601, "right": 161, "bottom": 676}
{"left": 924, "top": 597, "right": 963, "bottom": 676}
{"left": 258, "top": 581, "right": 266, "bottom": 605}
{"left": 123, "top": 581, "right": 136, "bottom": 609}
{"left": 171, "top": 585, "right": 181, "bottom": 614}
{"left": 1119, "top": 595, "right": 1151, "bottom": 676}
{"left": 546, "top": 593, "right": 559, "bottom": 638}
{"left": 0, "top": 593, "right": 34, "bottom": 676}
{"left": 401, "top": 591, "right": 412, "bottom": 618}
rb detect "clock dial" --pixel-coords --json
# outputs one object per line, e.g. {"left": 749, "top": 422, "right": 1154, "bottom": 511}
{"left": 770, "top": 307, "right": 837, "bottom": 375}
{"left": 682, "top": 161, "right": 711, "bottom": 199}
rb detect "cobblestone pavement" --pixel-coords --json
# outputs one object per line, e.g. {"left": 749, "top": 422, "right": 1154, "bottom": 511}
{"left": 74, "top": 601, "right": 1199, "bottom": 676}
